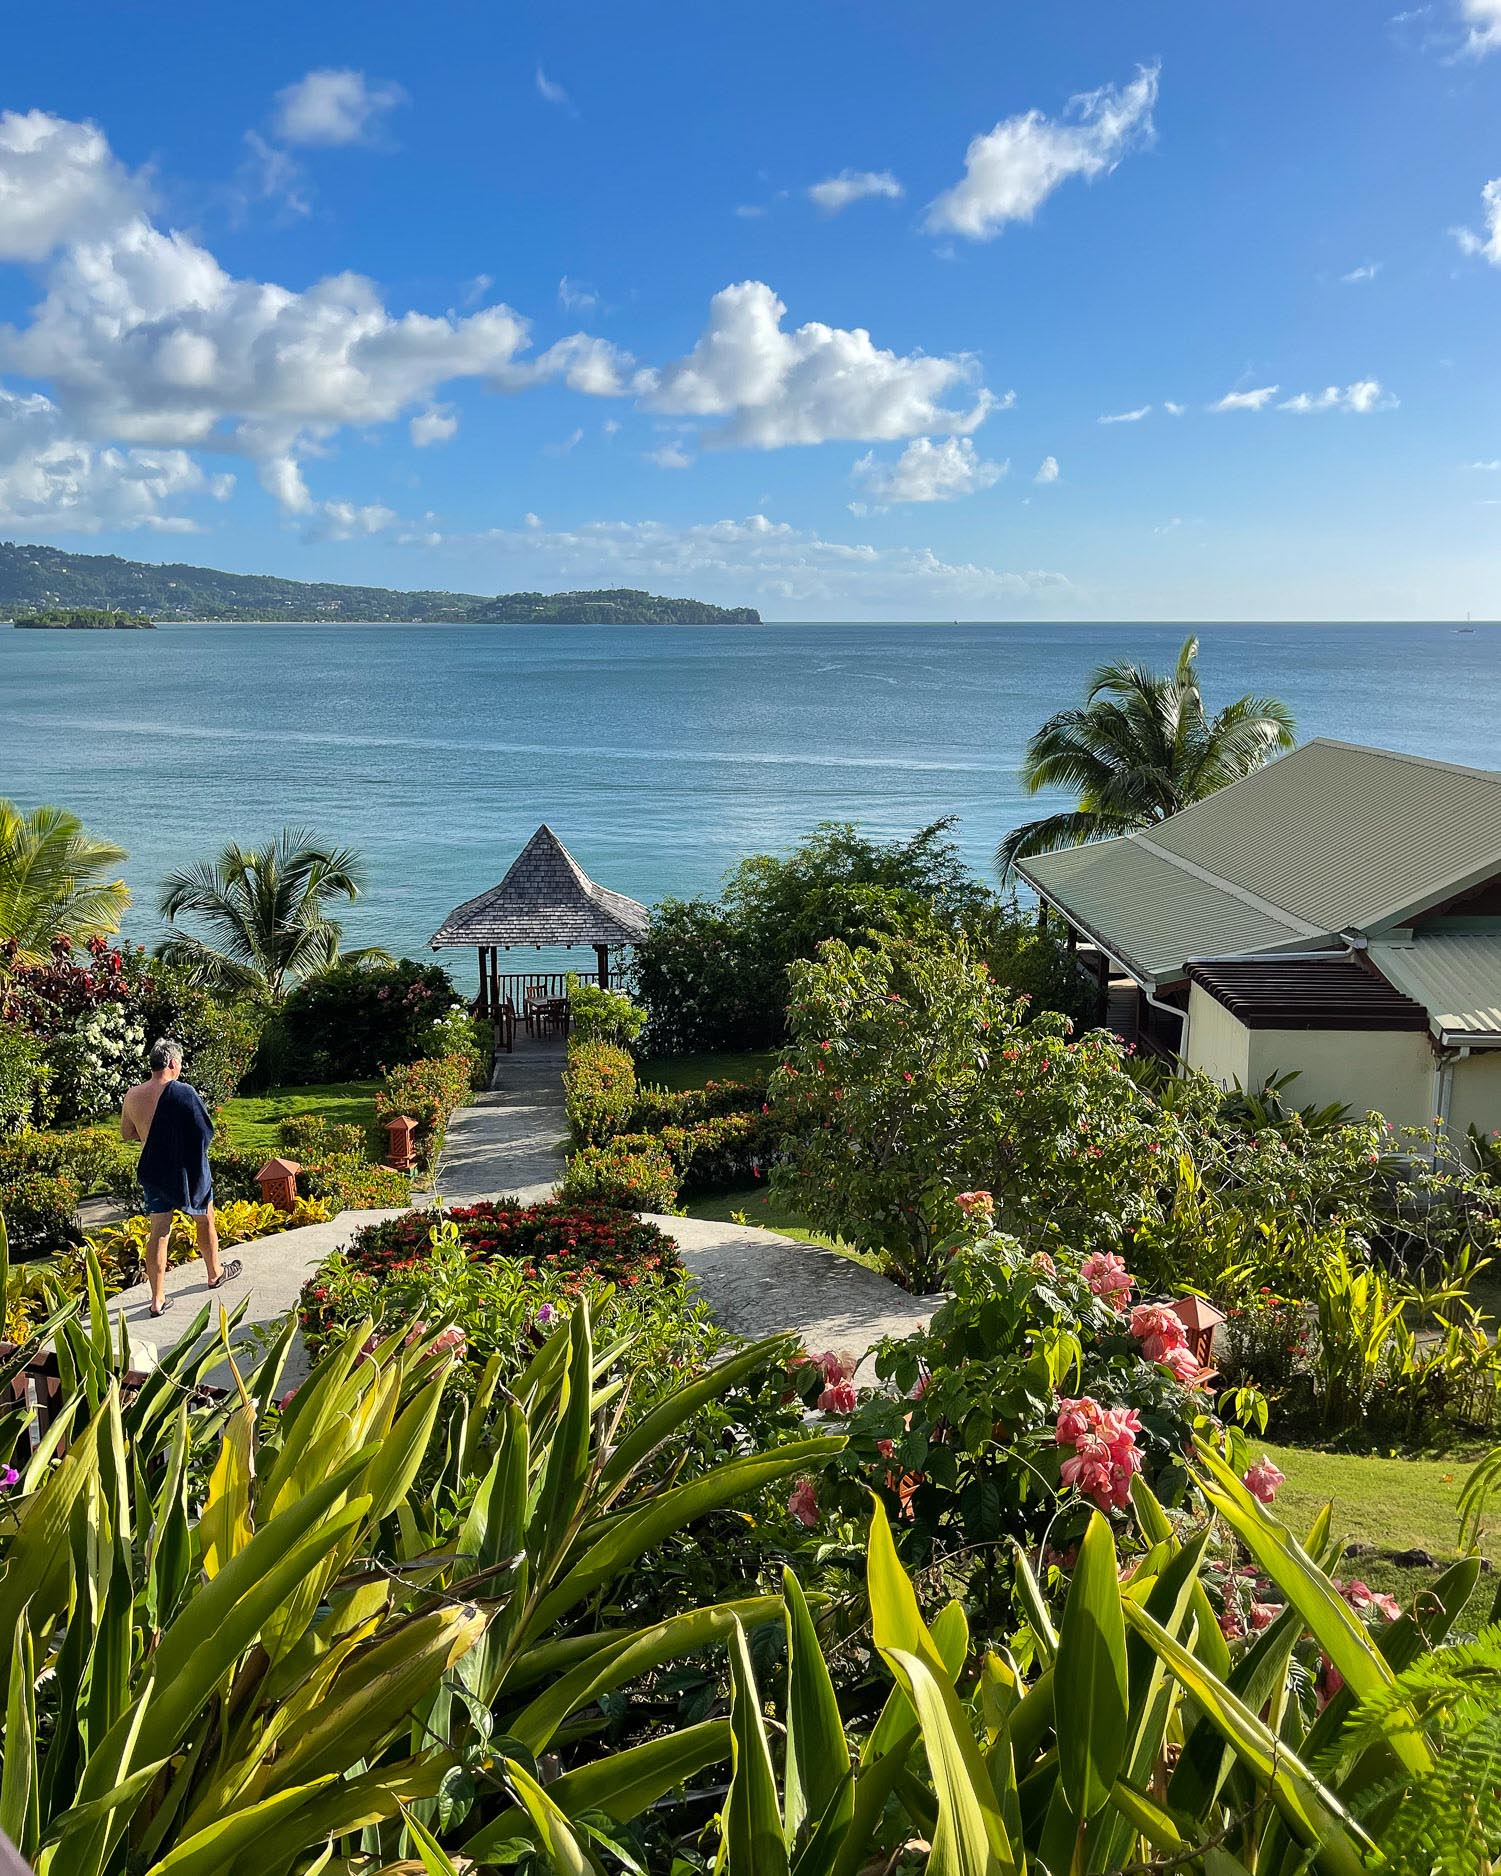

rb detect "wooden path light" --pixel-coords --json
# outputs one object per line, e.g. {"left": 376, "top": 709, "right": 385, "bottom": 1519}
{"left": 427, "top": 825, "right": 651, "bottom": 1046}
{"left": 256, "top": 1157, "right": 301, "bottom": 1212}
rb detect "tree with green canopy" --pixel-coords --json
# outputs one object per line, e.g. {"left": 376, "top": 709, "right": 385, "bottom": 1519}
{"left": 0, "top": 800, "right": 130, "bottom": 965}
{"left": 997, "top": 635, "right": 1295, "bottom": 877}
{"left": 156, "top": 826, "right": 378, "bottom": 1001}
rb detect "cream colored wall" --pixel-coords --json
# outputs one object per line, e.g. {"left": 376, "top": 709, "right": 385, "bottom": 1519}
{"left": 1184, "top": 984, "right": 1252, "bottom": 1088}
{"left": 1448, "top": 1049, "right": 1501, "bottom": 1140}
{"left": 1245, "top": 1027, "right": 1436, "bottom": 1131}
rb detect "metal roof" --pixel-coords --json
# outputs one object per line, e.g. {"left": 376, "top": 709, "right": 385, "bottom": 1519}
{"left": 1017, "top": 740, "right": 1501, "bottom": 988}
{"left": 1186, "top": 956, "right": 1430, "bottom": 1031}
{"left": 430, "top": 825, "right": 650, "bottom": 950}
{"left": 1368, "top": 932, "right": 1501, "bottom": 1041}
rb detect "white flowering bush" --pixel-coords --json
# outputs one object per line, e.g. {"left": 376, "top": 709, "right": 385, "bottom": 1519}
{"left": 47, "top": 1003, "right": 147, "bottom": 1124}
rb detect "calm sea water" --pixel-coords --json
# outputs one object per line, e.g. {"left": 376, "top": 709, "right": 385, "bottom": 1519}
{"left": 3, "top": 621, "right": 1499, "bottom": 979}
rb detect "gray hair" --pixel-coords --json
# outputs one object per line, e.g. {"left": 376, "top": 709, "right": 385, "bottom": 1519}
{"left": 149, "top": 1037, "right": 184, "bottom": 1072}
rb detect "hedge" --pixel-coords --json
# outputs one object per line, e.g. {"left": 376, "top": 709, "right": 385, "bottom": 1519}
{"left": 374, "top": 1050, "right": 480, "bottom": 1166}
{"left": 559, "top": 1136, "right": 680, "bottom": 1211}
{"left": 564, "top": 1041, "right": 639, "bottom": 1145}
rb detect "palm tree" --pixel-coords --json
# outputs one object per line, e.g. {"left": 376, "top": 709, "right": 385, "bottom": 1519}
{"left": 157, "top": 828, "right": 377, "bottom": 1001}
{"left": 997, "top": 636, "right": 1295, "bottom": 878}
{"left": 0, "top": 801, "right": 130, "bottom": 963}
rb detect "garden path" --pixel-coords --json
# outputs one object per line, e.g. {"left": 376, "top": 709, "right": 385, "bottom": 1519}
{"left": 436, "top": 1037, "right": 569, "bottom": 1204}
{"left": 105, "top": 1044, "right": 936, "bottom": 1389}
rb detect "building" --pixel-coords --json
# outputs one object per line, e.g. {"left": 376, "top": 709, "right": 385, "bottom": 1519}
{"left": 1015, "top": 740, "right": 1501, "bottom": 1138}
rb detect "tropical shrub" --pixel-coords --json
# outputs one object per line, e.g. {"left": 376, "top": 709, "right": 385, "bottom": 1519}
{"left": 630, "top": 1073, "right": 768, "bottom": 1130}
{"left": 559, "top": 1133, "right": 682, "bottom": 1210}
{"left": 43, "top": 996, "right": 147, "bottom": 1123}
{"left": 813, "top": 1230, "right": 1223, "bottom": 1589}
{"left": 277, "top": 1111, "right": 369, "bottom": 1160}
{"left": 0, "top": 1022, "right": 47, "bottom": 1131}
{"left": 0, "top": 1167, "right": 80, "bottom": 1258}
{"left": 135, "top": 958, "right": 263, "bottom": 1106}
{"left": 0, "top": 1123, "right": 139, "bottom": 1199}
{"left": 568, "top": 976, "right": 646, "bottom": 1046}
{"left": 658, "top": 1108, "right": 778, "bottom": 1195}
{"left": 374, "top": 1049, "right": 478, "bottom": 1164}
{"left": 271, "top": 956, "right": 461, "bottom": 1081}
{"left": 771, "top": 928, "right": 1168, "bottom": 1289}
{"left": 302, "top": 1154, "right": 412, "bottom": 1210}
{"left": 564, "top": 1037, "right": 638, "bottom": 1143}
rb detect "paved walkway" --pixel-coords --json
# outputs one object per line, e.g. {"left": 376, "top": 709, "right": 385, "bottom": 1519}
{"left": 436, "top": 1036, "right": 568, "bottom": 1204}
{"left": 104, "top": 1039, "right": 938, "bottom": 1383}
{"left": 651, "top": 1213, "right": 937, "bottom": 1376}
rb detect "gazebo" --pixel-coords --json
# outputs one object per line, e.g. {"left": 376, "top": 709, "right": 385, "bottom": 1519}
{"left": 429, "top": 825, "right": 650, "bottom": 1018}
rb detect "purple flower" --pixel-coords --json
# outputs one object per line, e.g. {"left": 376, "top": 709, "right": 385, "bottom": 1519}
{"left": 533, "top": 1303, "right": 558, "bottom": 1330}
{"left": 0, "top": 1467, "right": 18, "bottom": 1490}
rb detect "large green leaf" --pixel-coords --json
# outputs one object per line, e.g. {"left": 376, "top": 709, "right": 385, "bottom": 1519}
{"left": 597, "top": 1333, "right": 798, "bottom": 1494}
{"left": 726, "top": 1616, "right": 790, "bottom": 1875}
{"left": 1054, "top": 1511, "right": 1128, "bottom": 1822}
{"left": 1122, "top": 1598, "right": 1372, "bottom": 1876}
{"left": 1191, "top": 1441, "right": 1428, "bottom": 1778}
{"left": 528, "top": 1438, "right": 843, "bottom": 1631}
{"left": 502, "top": 1759, "right": 601, "bottom": 1876}
{"left": 782, "top": 1567, "right": 852, "bottom": 1849}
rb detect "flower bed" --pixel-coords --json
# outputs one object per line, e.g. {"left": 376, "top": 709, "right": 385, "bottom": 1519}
{"left": 299, "top": 1199, "right": 684, "bottom": 1353}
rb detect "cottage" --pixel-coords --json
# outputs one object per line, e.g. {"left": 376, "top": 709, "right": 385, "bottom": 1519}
{"left": 1015, "top": 740, "right": 1501, "bottom": 1136}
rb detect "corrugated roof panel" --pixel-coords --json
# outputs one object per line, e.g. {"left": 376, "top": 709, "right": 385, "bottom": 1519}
{"left": 1369, "top": 933, "right": 1501, "bottom": 1039}
{"left": 1149, "top": 741, "right": 1501, "bottom": 931}
{"left": 1020, "top": 839, "right": 1302, "bottom": 984}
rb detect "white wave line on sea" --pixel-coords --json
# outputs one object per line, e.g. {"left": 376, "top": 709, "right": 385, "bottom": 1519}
{"left": 13, "top": 713, "right": 1016, "bottom": 778}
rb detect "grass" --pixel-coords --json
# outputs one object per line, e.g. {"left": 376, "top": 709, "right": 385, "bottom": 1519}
{"left": 1260, "top": 1437, "right": 1497, "bottom": 1626}
{"left": 636, "top": 1050, "right": 780, "bottom": 1091}
{"left": 216, "top": 1081, "right": 381, "bottom": 1158}
{"left": 679, "top": 1184, "right": 884, "bottom": 1269}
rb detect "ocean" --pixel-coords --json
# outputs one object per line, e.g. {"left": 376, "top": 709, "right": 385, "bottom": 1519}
{"left": 3, "top": 621, "right": 1499, "bottom": 978}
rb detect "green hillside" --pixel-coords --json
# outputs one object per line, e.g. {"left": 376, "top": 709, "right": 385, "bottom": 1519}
{"left": 0, "top": 541, "right": 760, "bottom": 625}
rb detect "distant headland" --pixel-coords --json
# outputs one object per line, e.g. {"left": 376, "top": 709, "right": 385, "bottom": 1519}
{"left": 0, "top": 540, "right": 760, "bottom": 625}
{"left": 13, "top": 606, "right": 155, "bottom": 630}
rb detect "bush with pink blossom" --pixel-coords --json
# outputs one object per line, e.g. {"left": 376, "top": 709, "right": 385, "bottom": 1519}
{"left": 816, "top": 1229, "right": 1232, "bottom": 1576}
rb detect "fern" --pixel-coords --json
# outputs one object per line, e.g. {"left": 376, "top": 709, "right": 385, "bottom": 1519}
{"left": 1332, "top": 1626, "right": 1501, "bottom": 1874}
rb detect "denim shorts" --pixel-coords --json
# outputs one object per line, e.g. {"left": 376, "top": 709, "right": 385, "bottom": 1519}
{"left": 140, "top": 1183, "right": 214, "bottom": 1218}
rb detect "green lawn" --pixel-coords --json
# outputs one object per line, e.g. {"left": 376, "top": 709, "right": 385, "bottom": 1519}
{"left": 636, "top": 1050, "right": 780, "bottom": 1091}
{"left": 1260, "top": 1438, "right": 1496, "bottom": 1626}
{"left": 216, "top": 1081, "right": 380, "bottom": 1157}
{"left": 679, "top": 1184, "right": 883, "bottom": 1269}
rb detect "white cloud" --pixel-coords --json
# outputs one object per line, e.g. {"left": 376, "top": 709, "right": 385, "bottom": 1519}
{"left": 1454, "top": 177, "right": 1501, "bottom": 263}
{"left": 536, "top": 67, "right": 571, "bottom": 109}
{"left": 1211, "top": 385, "right": 1280, "bottom": 412}
{"left": 523, "top": 511, "right": 543, "bottom": 529}
{"left": 307, "top": 498, "right": 396, "bottom": 540}
{"left": 410, "top": 404, "right": 458, "bottom": 446}
{"left": 807, "top": 169, "right": 904, "bottom": 213}
{"left": 0, "top": 385, "right": 229, "bottom": 531}
{"left": 0, "top": 110, "right": 146, "bottom": 261}
{"left": 1278, "top": 379, "right": 1396, "bottom": 413}
{"left": 644, "top": 279, "right": 994, "bottom": 448}
{"left": 852, "top": 434, "right": 1006, "bottom": 504}
{"left": 558, "top": 275, "right": 598, "bottom": 312}
{"left": 925, "top": 64, "right": 1158, "bottom": 241}
{"left": 432, "top": 510, "right": 1070, "bottom": 616}
{"left": 1470, "top": 458, "right": 1501, "bottom": 469}
{"left": 1459, "top": 0, "right": 1501, "bottom": 55}
{"left": 1163, "top": 400, "right": 1185, "bottom": 415}
{"left": 237, "top": 131, "right": 312, "bottom": 220}
{"left": 1099, "top": 404, "right": 1151, "bottom": 423}
{"left": 1341, "top": 262, "right": 1381, "bottom": 283}
{"left": 647, "top": 440, "right": 693, "bottom": 468}
{"left": 734, "top": 204, "right": 767, "bottom": 220}
{"left": 1154, "top": 516, "right": 1183, "bottom": 534}
{"left": 545, "top": 427, "right": 585, "bottom": 456}
{"left": 1034, "top": 455, "right": 1060, "bottom": 483}
{"left": 272, "top": 69, "right": 406, "bottom": 147}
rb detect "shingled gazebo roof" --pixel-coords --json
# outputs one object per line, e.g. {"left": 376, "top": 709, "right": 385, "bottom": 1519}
{"left": 429, "top": 825, "right": 650, "bottom": 950}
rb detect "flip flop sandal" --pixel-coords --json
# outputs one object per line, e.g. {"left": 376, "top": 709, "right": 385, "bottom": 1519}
{"left": 207, "top": 1259, "right": 243, "bottom": 1290}
{"left": 150, "top": 1297, "right": 172, "bottom": 1318}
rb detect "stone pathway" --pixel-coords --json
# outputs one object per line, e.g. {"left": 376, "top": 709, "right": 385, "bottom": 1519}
{"left": 435, "top": 1039, "right": 568, "bottom": 1204}
{"left": 651, "top": 1213, "right": 937, "bottom": 1376}
{"left": 104, "top": 1040, "right": 937, "bottom": 1383}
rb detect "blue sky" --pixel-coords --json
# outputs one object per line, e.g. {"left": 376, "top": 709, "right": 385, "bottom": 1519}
{"left": 5, "top": 0, "right": 1501, "bottom": 619}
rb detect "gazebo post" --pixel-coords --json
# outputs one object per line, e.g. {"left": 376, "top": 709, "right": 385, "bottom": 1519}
{"left": 490, "top": 947, "right": 501, "bottom": 1015}
{"left": 476, "top": 946, "right": 488, "bottom": 1017}
{"left": 595, "top": 943, "right": 610, "bottom": 989}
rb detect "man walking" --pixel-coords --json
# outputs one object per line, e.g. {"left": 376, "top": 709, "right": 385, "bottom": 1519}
{"left": 121, "top": 1038, "right": 241, "bottom": 1318}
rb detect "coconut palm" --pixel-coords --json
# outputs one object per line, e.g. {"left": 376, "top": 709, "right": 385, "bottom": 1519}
{"left": 156, "top": 827, "right": 379, "bottom": 1001}
{"left": 996, "top": 635, "right": 1295, "bottom": 877}
{"left": 0, "top": 800, "right": 130, "bottom": 963}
